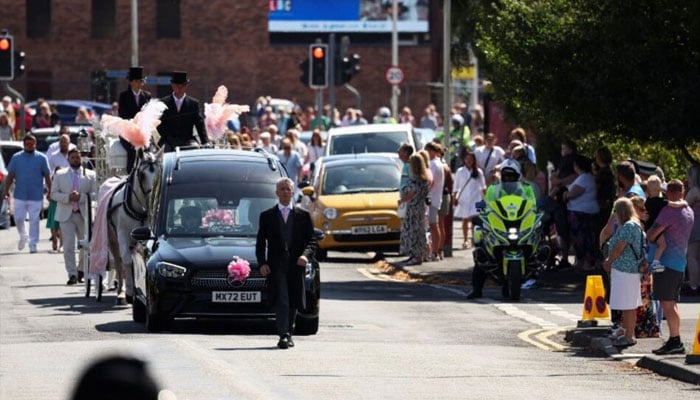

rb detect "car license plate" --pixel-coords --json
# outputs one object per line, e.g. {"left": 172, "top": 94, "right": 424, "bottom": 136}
{"left": 211, "top": 291, "right": 261, "bottom": 303}
{"left": 351, "top": 225, "right": 387, "bottom": 235}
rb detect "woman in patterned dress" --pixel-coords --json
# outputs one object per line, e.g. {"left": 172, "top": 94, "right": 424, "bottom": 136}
{"left": 398, "top": 153, "right": 430, "bottom": 265}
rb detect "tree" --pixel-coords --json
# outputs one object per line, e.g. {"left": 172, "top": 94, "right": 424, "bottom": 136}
{"left": 451, "top": 0, "right": 700, "bottom": 163}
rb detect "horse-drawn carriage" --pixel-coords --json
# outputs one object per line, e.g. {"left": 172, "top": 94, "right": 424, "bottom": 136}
{"left": 82, "top": 88, "right": 248, "bottom": 305}
{"left": 82, "top": 121, "right": 161, "bottom": 303}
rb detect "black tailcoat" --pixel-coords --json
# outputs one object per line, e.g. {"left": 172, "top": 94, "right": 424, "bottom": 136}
{"left": 255, "top": 206, "right": 316, "bottom": 309}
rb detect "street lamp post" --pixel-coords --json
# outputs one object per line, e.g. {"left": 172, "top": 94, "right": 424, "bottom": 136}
{"left": 390, "top": 0, "right": 399, "bottom": 119}
{"left": 442, "top": 0, "right": 452, "bottom": 151}
{"left": 131, "top": 0, "right": 139, "bottom": 67}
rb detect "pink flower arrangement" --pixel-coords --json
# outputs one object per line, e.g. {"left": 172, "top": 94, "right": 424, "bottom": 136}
{"left": 227, "top": 256, "right": 250, "bottom": 282}
{"left": 202, "top": 209, "right": 234, "bottom": 228}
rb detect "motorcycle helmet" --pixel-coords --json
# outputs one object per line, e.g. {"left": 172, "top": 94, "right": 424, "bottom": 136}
{"left": 500, "top": 158, "right": 521, "bottom": 182}
{"left": 451, "top": 114, "right": 464, "bottom": 126}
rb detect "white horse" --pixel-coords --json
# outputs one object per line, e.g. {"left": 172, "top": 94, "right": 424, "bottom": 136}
{"left": 106, "top": 149, "right": 162, "bottom": 305}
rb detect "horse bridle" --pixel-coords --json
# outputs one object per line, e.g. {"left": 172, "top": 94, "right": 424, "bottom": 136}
{"left": 122, "top": 155, "right": 158, "bottom": 223}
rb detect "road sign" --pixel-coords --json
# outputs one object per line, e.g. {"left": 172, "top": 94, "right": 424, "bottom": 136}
{"left": 385, "top": 65, "right": 404, "bottom": 86}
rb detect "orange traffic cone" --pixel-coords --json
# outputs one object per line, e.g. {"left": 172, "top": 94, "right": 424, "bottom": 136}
{"left": 686, "top": 311, "right": 700, "bottom": 365}
{"left": 578, "top": 275, "right": 609, "bottom": 327}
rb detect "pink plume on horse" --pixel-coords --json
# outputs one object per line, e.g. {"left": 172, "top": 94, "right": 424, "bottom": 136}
{"left": 100, "top": 114, "right": 140, "bottom": 141}
{"left": 100, "top": 99, "right": 167, "bottom": 149}
{"left": 212, "top": 85, "right": 228, "bottom": 104}
{"left": 204, "top": 85, "right": 251, "bottom": 141}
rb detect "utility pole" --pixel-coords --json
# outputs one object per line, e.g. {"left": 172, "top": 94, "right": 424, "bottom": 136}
{"left": 390, "top": 0, "right": 399, "bottom": 118}
{"left": 442, "top": 0, "right": 452, "bottom": 151}
{"left": 131, "top": 0, "right": 138, "bottom": 66}
{"left": 467, "top": 43, "right": 478, "bottom": 116}
{"left": 328, "top": 33, "right": 335, "bottom": 117}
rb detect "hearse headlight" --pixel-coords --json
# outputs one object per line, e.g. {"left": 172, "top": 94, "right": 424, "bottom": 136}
{"left": 156, "top": 262, "right": 187, "bottom": 278}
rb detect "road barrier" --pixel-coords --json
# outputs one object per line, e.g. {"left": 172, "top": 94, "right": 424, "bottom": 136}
{"left": 687, "top": 311, "right": 700, "bottom": 365}
{"left": 578, "top": 275, "right": 609, "bottom": 327}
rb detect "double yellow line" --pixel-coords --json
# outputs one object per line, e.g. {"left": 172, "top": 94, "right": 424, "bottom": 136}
{"left": 518, "top": 328, "right": 570, "bottom": 352}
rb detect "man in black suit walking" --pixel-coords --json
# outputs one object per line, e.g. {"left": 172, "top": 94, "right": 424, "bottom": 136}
{"left": 117, "top": 66, "right": 152, "bottom": 173}
{"left": 256, "top": 177, "right": 316, "bottom": 349}
{"left": 156, "top": 71, "right": 208, "bottom": 152}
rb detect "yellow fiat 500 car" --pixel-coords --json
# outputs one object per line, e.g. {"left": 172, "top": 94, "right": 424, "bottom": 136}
{"left": 301, "top": 153, "right": 402, "bottom": 260}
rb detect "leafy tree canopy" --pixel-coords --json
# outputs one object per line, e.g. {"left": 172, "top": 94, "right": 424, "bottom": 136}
{"left": 451, "top": 0, "right": 700, "bottom": 164}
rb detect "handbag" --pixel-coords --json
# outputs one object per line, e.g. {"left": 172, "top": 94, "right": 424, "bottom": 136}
{"left": 454, "top": 175, "right": 473, "bottom": 203}
{"left": 397, "top": 202, "right": 407, "bottom": 218}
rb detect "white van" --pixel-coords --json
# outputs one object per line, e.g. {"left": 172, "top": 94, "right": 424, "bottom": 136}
{"left": 324, "top": 123, "right": 419, "bottom": 156}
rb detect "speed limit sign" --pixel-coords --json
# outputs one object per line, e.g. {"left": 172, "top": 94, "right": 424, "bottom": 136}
{"left": 385, "top": 66, "right": 404, "bottom": 85}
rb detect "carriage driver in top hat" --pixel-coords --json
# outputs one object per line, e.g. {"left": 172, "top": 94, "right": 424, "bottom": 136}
{"left": 117, "top": 66, "right": 152, "bottom": 173}
{"left": 156, "top": 71, "right": 208, "bottom": 152}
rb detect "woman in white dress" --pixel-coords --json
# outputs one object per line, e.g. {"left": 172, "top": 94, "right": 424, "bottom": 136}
{"left": 602, "top": 197, "right": 643, "bottom": 349}
{"left": 452, "top": 150, "right": 486, "bottom": 248}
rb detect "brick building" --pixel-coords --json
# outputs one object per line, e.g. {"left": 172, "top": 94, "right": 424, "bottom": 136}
{"left": 0, "top": 0, "right": 447, "bottom": 121}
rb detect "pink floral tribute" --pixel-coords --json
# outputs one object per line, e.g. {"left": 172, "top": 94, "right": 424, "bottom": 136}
{"left": 202, "top": 209, "right": 234, "bottom": 228}
{"left": 227, "top": 256, "right": 250, "bottom": 282}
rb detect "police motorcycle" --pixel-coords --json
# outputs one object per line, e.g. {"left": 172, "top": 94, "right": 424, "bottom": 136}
{"left": 472, "top": 160, "right": 550, "bottom": 301}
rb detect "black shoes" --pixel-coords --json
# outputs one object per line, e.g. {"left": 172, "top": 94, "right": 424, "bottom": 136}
{"left": 466, "top": 291, "right": 482, "bottom": 300}
{"left": 652, "top": 338, "right": 685, "bottom": 355}
{"left": 277, "top": 335, "right": 294, "bottom": 349}
{"left": 67, "top": 272, "right": 84, "bottom": 285}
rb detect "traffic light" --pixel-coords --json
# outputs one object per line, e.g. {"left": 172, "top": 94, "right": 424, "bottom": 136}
{"left": 337, "top": 53, "right": 361, "bottom": 85}
{"left": 14, "top": 50, "right": 25, "bottom": 79}
{"left": 0, "top": 34, "right": 14, "bottom": 80}
{"left": 309, "top": 44, "right": 328, "bottom": 89}
{"left": 299, "top": 58, "right": 310, "bottom": 86}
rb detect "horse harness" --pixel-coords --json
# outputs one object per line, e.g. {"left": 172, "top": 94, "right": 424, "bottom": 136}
{"left": 107, "top": 158, "right": 156, "bottom": 229}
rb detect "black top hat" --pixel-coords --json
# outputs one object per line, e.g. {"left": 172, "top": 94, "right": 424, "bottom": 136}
{"left": 170, "top": 71, "right": 189, "bottom": 84}
{"left": 127, "top": 66, "right": 145, "bottom": 81}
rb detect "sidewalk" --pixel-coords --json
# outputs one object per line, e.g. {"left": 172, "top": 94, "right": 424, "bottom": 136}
{"left": 381, "top": 219, "right": 700, "bottom": 386}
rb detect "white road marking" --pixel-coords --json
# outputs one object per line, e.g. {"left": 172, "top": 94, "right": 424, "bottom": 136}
{"left": 536, "top": 303, "right": 581, "bottom": 322}
{"left": 494, "top": 303, "right": 559, "bottom": 329}
{"left": 358, "top": 266, "right": 576, "bottom": 351}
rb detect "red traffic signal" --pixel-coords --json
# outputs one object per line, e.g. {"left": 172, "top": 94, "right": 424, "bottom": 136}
{"left": 312, "top": 46, "right": 325, "bottom": 59}
{"left": 0, "top": 34, "right": 14, "bottom": 80}
{"left": 309, "top": 44, "right": 328, "bottom": 89}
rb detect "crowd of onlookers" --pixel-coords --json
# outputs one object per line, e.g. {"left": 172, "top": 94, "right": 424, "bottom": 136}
{"left": 4, "top": 90, "right": 699, "bottom": 355}
{"left": 378, "top": 98, "right": 698, "bottom": 356}
{"left": 0, "top": 95, "right": 117, "bottom": 142}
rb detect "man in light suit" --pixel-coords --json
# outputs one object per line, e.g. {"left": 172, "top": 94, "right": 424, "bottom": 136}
{"left": 118, "top": 66, "right": 152, "bottom": 173}
{"left": 256, "top": 178, "right": 316, "bottom": 349}
{"left": 156, "top": 71, "right": 208, "bottom": 152}
{"left": 51, "top": 149, "right": 98, "bottom": 285}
